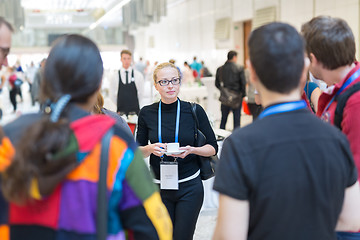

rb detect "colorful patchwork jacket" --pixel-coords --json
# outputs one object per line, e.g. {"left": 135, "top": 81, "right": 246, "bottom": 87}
{"left": 0, "top": 106, "right": 172, "bottom": 240}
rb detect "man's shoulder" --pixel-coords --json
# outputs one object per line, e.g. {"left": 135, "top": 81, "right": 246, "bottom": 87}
{"left": 232, "top": 110, "right": 343, "bottom": 142}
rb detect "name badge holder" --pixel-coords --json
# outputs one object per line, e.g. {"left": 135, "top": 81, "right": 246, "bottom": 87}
{"left": 158, "top": 99, "right": 180, "bottom": 190}
{"left": 160, "top": 157, "right": 179, "bottom": 190}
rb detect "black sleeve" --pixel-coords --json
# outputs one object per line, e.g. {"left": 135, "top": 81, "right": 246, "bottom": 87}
{"left": 121, "top": 206, "right": 160, "bottom": 240}
{"left": 195, "top": 104, "right": 218, "bottom": 154}
{"left": 136, "top": 108, "right": 149, "bottom": 146}
{"left": 239, "top": 67, "right": 246, "bottom": 96}
{"left": 213, "top": 136, "right": 250, "bottom": 200}
{"left": 215, "top": 67, "right": 221, "bottom": 90}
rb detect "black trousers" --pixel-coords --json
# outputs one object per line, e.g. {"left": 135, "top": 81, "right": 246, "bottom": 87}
{"left": 160, "top": 176, "right": 204, "bottom": 240}
{"left": 220, "top": 104, "right": 242, "bottom": 130}
{"left": 9, "top": 88, "right": 17, "bottom": 111}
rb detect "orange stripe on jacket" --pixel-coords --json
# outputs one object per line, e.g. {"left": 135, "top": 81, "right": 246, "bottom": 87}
{"left": 0, "top": 225, "right": 9, "bottom": 240}
{"left": 0, "top": 137, "right": 15, "bottom": 172}
{"left": 66, "top": 136, "right": 128, "bottom": 188}
{"left": 106, "top": 136, "right": 128, "bottom": 189}
{"left": 67, "top": 144, "right": 101, "bottom": 182}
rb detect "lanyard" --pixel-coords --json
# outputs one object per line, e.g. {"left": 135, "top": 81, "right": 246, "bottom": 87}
{"left": 258, "top": 100, "right": 307, "bottom": 119}
{"left": 158, "top": 99, "right": 180, "bottom": 143}
{"left": 322, "top": 68, "right": 360, "bottom": 114}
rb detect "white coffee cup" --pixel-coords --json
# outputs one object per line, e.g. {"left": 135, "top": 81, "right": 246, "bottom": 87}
{"left": 167, "top": 142, "right": 179, "bottom": 152}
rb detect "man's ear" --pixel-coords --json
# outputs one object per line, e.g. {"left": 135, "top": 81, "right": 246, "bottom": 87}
{"left": 299, "top": 57, "right": 310, "bottom": 88}
{"left": 309, "top": 53, "right": 318, "bottom": 65}
{"left": 246, "top": 59, "right": 258, "bottom": 85}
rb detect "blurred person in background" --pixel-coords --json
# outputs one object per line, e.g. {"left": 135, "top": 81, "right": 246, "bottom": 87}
{"left": 182, "top": 61, "right": 195, "bottom": 85}
{"left": 215, "top": 50, "right": 246, "bottom": 130}
{"left": 200, "top": 60, "right": 212, "bottom": 77}
{"left": 135, "top": 57, "right": 146, "bottom": 77}
{"left": 32, "top": 58, "right": 46, "bottom": 107}
{"left": 109, "top": 50, "right": 145, "bottom": 116}
{"left": 93, "top": 91, "right": 133, "bottom": 136}
{"left": 190, "top": 56, "right": 202, "bottom": 79}
{"left": 25, "top": 61, "right": 38, "bottom": 106}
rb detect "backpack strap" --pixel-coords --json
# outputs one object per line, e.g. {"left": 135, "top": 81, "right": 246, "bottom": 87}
{"left": 334, "top": 82, "right": 360, "bottom": 130}
{"left": 190, "top": 102, "right": 199, "bottom": 140}
{"left": 97, "top": 127, "right": 113, "bottom": 240}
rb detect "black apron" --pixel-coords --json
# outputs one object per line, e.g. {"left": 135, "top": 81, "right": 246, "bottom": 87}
{"left": 117, "top": 69, "right": 140, "bottom": 115}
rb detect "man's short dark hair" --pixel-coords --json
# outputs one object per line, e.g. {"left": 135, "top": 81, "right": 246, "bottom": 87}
{"left": 302, "top": 16, "right": 355, "bottom": 70}
{"left": 0, "top": 16, "right": 14, "bottom": 32}
{"left": 248, "top": 22, "right": 304, "bottom": 94}
{"left": 227, "top": 51, "right": 237, "bottom": 61}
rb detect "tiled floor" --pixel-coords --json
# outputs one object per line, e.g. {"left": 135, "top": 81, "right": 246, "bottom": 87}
{"left": 194, "top": 208, "right": 218, "bottom": 240}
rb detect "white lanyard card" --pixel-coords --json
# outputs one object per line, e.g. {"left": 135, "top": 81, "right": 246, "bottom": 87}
{"left": 160, "top": 161, "right": 179, "bottom": 190}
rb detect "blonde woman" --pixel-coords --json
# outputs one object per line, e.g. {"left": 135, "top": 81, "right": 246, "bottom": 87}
{"left": 136, "top": 62, "right": 218, "bottom": 240}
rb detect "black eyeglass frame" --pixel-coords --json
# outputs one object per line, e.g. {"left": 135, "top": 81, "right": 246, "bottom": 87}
{"left": 156, "top": 78, "right": 181, "bottom": 86}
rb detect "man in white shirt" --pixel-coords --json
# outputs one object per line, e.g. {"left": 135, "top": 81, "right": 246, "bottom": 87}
{"left": 109, "top": 50, "right": 144, "bottom": 116}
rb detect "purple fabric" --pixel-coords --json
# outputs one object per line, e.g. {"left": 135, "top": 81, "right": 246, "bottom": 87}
{"left": 107, "top": 231, "right": 126, "bottom": 240}
{"left": 58, "top": 180, "right": 98, "bottom": 233}
{"left": 119, "top": 180, "right": 142, "bottom": 211}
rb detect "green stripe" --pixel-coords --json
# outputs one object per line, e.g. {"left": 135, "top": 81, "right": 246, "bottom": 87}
{"left": 125, "top": 149, "right": 158, "bottom": 201}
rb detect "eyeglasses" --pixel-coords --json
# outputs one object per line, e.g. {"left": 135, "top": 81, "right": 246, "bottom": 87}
{"left": 0, "top": 47, "right": 10, "bottom": 58}
{"left": 157, "top": 78, "right": 181, "bottom": 86}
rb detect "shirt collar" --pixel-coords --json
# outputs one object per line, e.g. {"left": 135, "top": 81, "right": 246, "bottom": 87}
{"left": 121, "top": 66, "right": 133, "bottom": 72}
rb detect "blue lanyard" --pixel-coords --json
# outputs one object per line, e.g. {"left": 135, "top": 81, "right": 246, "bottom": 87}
{"left": 258, "top": 100, "right": 307, "bottom": 119}
{"left": 158, "top": 99, "right": 180, "bottom": 143}
{"left": 323, "top": 68, "right": 360, "bottom": 114}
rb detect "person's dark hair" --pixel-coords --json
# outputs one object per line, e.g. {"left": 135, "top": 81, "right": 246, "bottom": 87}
{"left": 0, "top": 16, "right": 14, "bottom": 32}
{"left": 248, "top": 22, "right": 305, "bottom": 94}
{"left": 301, "top": 16, "right": 355, "bottom": 70}
{"left": 2, "top": 34, "right": 103, "bottom": 204}
{"left": 227, "top": 51, "right": 237, "bottom": 61}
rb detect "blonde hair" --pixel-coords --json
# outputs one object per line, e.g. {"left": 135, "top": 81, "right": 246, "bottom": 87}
{"left": 93, "top": 91, "right": 104, "bottom": 114}
{"left": 153, "top": 62, "right": 181, "bottom": 84}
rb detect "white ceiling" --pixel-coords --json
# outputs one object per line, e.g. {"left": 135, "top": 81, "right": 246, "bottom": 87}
{"left": 20, "top": 0, "right": 124, "bottom": 29}
{"left": 21, "top": 0, "right": 117, "bottom": 11}
{"left": 6, "top": 0, "right": 170, "bottom": 47}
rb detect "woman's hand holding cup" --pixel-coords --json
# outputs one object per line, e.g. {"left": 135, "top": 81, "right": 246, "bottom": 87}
{"left": 151, "top": 142, "right": 167, "bottom": 157}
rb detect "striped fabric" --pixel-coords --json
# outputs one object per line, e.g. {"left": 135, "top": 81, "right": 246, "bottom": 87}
{"left": 0, "top": 115, "right": 172, "bottom": 240}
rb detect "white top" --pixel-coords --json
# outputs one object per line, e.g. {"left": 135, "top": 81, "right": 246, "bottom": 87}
{"left": 109, "top": 66, "right": 145, "bottom": 109}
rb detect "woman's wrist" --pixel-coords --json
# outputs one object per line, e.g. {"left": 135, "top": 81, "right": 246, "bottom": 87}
{"left": 139, "top": 145, "right": 151, "bottom": 158}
